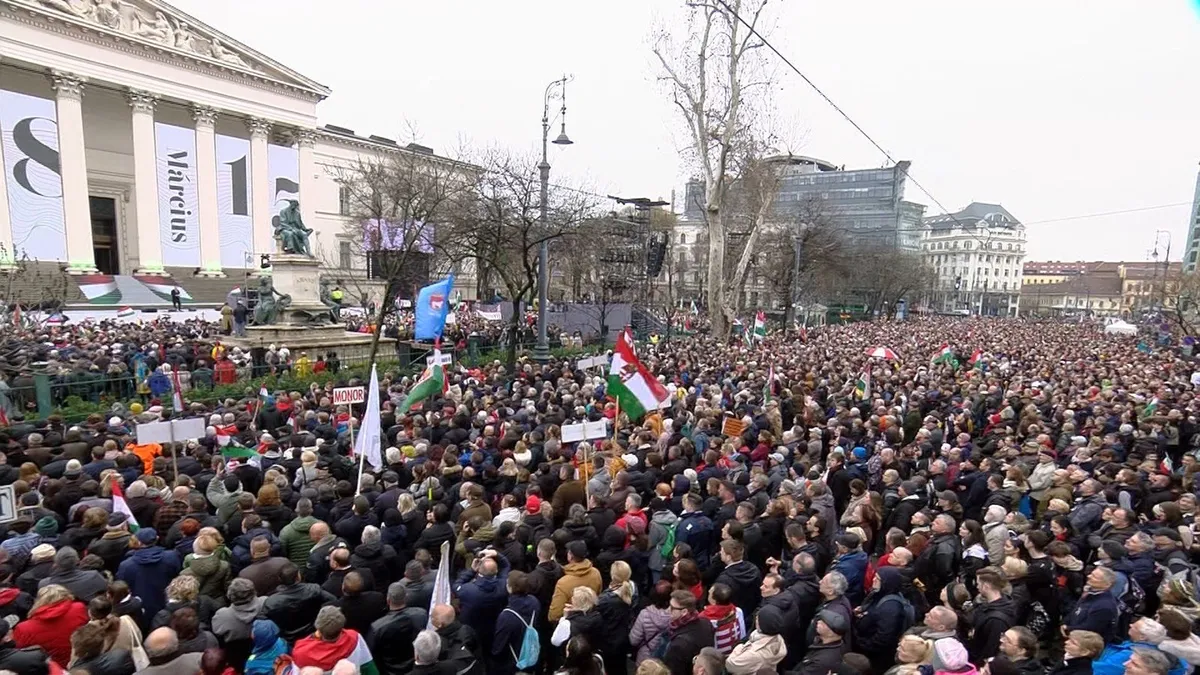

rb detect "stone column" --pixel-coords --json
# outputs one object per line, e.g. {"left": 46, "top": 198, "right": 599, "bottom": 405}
{"left": 296, "top": 128, "right": 317, "bottom": 244}
{"left": 50, "top": 70, "right": 97, "bottom": 274}
{"left": 128, "top": 90, "right": 165, "bottom": 275}
{"left": 192, "top": 105, "right": 224, "bottom": 277}
{"left": 246, "top": 118, "right": 272, "bottom": 261}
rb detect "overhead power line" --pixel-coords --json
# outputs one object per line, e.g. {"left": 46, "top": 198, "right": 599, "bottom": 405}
{"left": 1021, "top": 202, "right": 1191, "bottom": 226}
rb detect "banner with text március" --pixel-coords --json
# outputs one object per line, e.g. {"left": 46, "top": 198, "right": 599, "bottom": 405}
{"left": 0, "top": 89, "right": 67, "bottom": 262}
{"left": 155, "top": 122, "right": 201, "bottom": 268}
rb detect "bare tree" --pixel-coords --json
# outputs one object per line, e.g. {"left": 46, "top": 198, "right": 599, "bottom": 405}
{"left": 0, "top": 247, "right": 73, "bottom": 326}
{"left": 653, "top": 0, "right": 775, "bottom": 337}
{"left": 754, "top": 196, "right": 852, "bottom": 323}
{"left": 445, "top": 150, "right": 596, "bottom": 369}
{"left": 320, "top": 147, "right": 475, "bottom": 364}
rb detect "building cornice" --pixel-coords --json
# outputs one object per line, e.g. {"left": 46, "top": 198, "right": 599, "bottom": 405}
{"left": 0, "top": 0, "right": 328, "bottom": 103}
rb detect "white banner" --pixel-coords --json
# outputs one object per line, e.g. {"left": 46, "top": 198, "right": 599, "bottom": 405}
{"left": 216, "top": 134, "right": 252, "bottom": 268}
{"left": 0, "top": 90, "right": 67, "bottom": 261}
{"left": 267, "top": 143, "right": 298, "bottom": 254}
{"left": 155, "top": 122, "right": 201, "bottom": 267}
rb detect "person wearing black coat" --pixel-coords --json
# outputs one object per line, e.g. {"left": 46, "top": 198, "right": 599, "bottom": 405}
{"left": 759, "top": 574, "right": 803, "bottom": 668}
{"left": 414, "top": 506, "right": 456, "bottom": 566}
{"left": 368, "top": 584, "right": 428, "bottom": 675}
{"left": 660, "top": 592, "right": 715, "bottom": 675}
{"left": 854, "top": 566, "right": 914, "bottom": 673}
{"left": 714, "top": 539, "right": 762, "bottom": 618}
{"left": 350, "top": 529, "right": 400, "bottom": 589}
{"left": 797, "top": 610, "right": 849, "bottom": 675}
{"left": 0, "top": 629, "right": 53, "bottom": 675}
{"left": 261, "top": 563, "right": 337, "bottom": 644}
{"left": 884, "top": 485, "right": 925, "bottom": 536}
{"left": 916, "top": 520, "right": 961, "bottom": 605}
{"left": 968, "top": 569, "right": 1019, "bottom": 663}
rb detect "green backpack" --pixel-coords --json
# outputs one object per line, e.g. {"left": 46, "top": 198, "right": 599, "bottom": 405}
{"left": 659, "top": 521, "right": 678, "bottom": 558}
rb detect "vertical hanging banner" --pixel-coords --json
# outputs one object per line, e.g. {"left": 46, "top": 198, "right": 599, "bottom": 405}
{"left": 155, "top": 122, "right": 201, "bottom": 267}
{"left": 216, "top": 134, "right": 252, "bottom": 268}
{"left": 267, "top": 143, "right": 298, "bottom": 255}
{"left": 0, "top": 90, "right": 67, "bottom": 262}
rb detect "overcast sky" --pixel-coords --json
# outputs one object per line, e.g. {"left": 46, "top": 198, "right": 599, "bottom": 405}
{"left": 175, "top": 0, "right": 1200, "bottom": 263}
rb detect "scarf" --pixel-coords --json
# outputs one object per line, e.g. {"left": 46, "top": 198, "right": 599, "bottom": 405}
{"left": 670, "top": 610, "right": 700, "bottom": 633}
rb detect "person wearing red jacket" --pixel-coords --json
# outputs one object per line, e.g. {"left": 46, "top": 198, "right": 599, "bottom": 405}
{"left": 13, "top": 585, "right": 88, "bottom": 668}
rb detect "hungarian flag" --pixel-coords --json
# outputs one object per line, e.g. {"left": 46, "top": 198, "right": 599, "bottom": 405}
{"left": 753, "top": 311, "right": 767, "bottom": 340}
{"left": 967, "top": 348, "right": 984, "bottom": 370}
{"left": 117, "top": 306, "right": 136, "bottom": 318}
{"left": 854, "top": 367, "right": 871, "bottom": 401}
{"left": 110, "top": 481, "right": 139, "bottom": 532}
{"left": 290, "top": 628, "right": 377, "bottom": 675}
{"left": 607, "top": 327, "right": 669, "bottom": 420}
{"left": 1142, "top": 396, "right": 1160, "bottom": 419}
{"left": 398, "top": 349, "right": 447, "bottom": 414}
{"left": 11, "top": 304, "right": 20, "bottom": 328}
{"left": 171, "top": 368, "right": 185, "bottom": 412}
{"left": 932, "top": 343, "right": 958, "bottom": 368}
{"left": 213, "top": 423, "right": 237, "bottom": 447}
{"left": 764, "top": 365, "right": 776, "bottom": 403}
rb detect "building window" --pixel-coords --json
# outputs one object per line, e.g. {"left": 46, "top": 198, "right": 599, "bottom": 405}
{"left": 339, "top": 241, "right": 352, "bottom": 269}
{"left": 338, "top": 185, "right": 351, "bottom": 216}
{"left": 679, "top": 233, "right": 687, "bottom": 244}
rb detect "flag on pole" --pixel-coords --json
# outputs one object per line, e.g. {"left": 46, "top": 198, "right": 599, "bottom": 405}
{"left": 117, "top": 306, "right": 136, "bottom": 318}
{"left": 931, "top": 343, "right": 958, "bottom": 369}
{"left": 607, "top": 327, "right": 669, "bottom": 420}
{"left": 690, "top": 300, "right": 698, "bottom": 315}
{"left": 414, "top": 275, "right": 455, "bottom": 341}
{"left": 221, "top": 443, "right": 258, "bottom": 461}
{"left": 967, "top": 348, "right": 982, "bottom": 367}
{"left": 11, "top": 304, "right": 20, "bottom": 328}
{"left": 753, "top": 311, "right": 767, "bottom": 340}
{"left": 1142, "top": 396, "right": 1160, "bottom": 419}
{"left": 398, "top": 351, "right": 448, "bottom": 415}
{"left": 854, "top": 366, "right": 871, "bottom": 401}
{"left": 429, "top": 541, "right": 452, "bottom": 628}
{"left": 110, "top": 480, "right": 139, "bottom": 532}
{"left": 171, "top": 368, "right": 185, "bottom": 412}
{"left": 353, "top": 364, "right": 384, "bottom": 471}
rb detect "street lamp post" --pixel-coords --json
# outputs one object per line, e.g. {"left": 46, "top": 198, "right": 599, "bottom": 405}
{"left": 533, "top": 75, "right": 572, "bottom": 363}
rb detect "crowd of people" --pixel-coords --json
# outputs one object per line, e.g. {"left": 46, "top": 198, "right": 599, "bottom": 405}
{"left": 0, "top": 316, "right": 1193, "bottom": 675}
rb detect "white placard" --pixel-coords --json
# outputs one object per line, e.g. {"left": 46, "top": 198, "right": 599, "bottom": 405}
{"left": 584, "top": 420, "right": 609, "bottom": 439}
{"left": 156, "top": 122, "right": 201, "bottom": 267}
{"left": 135, "top": 418, "right": 207, "bottom": 444}
{"left": 477, "top": 308, "right": 502, "bottom": 321}
{"left": 267, "top": 143, "right": 299, "bottom": 254}
{"left": 0, "top": 485, "right": 15, "bottom": 524}
{"left": 216, "top": 133, "right": 253, "bottom": 268}
{"left": 333, "top": 386, "right": 366, "bottom": 405}
{"left": 427, "top": 352, "right": 453, "bottom": 366}
{"left": 576, "top": 355, "right": 608, "bottom": 371}
{"left": 0, "top": 90, "right": 67, "bottom": 261}
{"left": 561, "top": 423, "right": 586, "bottom": 443}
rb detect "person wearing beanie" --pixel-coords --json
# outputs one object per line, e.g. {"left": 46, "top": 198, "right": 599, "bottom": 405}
{"left": 116, "top": 528, "right": 181, "bottom": 623}
{"left": 123, "top": 479, "right": 161, "bottom": 529}
{"left": 32, "top": 516, "right": 58, "bottom": 543}
{"left": 725, "top": 604, "right": 787, "bottom": 674}
{"left": 87, "top": 513, "right": 132, "bottom": 574}
{"left": 17, "top": 545, "right": 57, "bottom": 597}
{"left": 932, "top": 637, "right": 976, "bottom": 675}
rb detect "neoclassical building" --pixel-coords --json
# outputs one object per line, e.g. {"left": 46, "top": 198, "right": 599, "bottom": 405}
{"left": 0, "top": 0, "right": 471, "bottom": 307}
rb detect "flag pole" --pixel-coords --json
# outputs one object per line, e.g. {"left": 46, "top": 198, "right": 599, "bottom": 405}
{"left": 351, "top": 406, "right": 364, "bottom": 496}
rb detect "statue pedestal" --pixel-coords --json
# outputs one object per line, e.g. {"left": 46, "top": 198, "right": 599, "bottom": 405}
{"left": 226, "top": 252, "right": 394, "bottom": 361}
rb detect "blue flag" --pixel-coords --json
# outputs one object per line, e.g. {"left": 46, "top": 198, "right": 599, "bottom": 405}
{"left": 414, "top": 275, "right": 455, "bottom": 341}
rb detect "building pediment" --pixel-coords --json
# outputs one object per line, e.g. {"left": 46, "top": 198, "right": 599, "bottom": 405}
{"left": 6, "top": 0, "right": 330, "bottom": 100}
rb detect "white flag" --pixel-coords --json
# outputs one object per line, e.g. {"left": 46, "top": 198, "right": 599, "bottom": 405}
{"left": 353, "top": 363, "right": 383, "bottom": 471}
{"left": 428, "top": 540, "right": 452, "bottom": 628}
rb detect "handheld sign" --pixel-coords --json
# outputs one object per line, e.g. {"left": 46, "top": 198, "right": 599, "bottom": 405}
{"left": 333, "top": 386, "right": 366, "bottom": 405}
{"left": 722, "top": 417, "right": 746, "bottom": 438}
{"left": 0, "top": 485, "right": 15, "bottom": 524}
{"left": 427, "top": 352, "right": 453, "bottom": 366}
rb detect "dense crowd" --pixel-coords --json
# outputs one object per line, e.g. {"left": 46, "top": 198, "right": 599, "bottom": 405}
{"left": 0, "top": 317, "right": 1194, "bottom": 675}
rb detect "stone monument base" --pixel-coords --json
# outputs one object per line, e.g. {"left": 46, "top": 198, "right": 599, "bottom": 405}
{"left": 225, "top": 326, "right": 392, "bottom": 363}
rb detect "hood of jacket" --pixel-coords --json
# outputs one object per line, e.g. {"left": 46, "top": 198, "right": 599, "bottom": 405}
{"left": 188, "top": 553, "right": 224, "bottom": 576}
{"left": 30, "top": 598, "right": 77, "bottom": 621}
{"left": 1162, "top": 634, "right": 1200, "bottom": 666}
{"left": 229, "top": 597, "right": 266, "bottom": 624}
{"left": 252, "top": 618, "right": 283, "bottom": 652}
{"left": 811, "top": 493, "right": 834, "bottom": 511}
{"left": 132, "top": 545, "right": 168, "bottom": 565}
{"left": 506, "top": 593, "right": 539, "bottom": 619}
{"left": 721, "top": 559, "right": 761, "bottom": 587}
{"left": 977, "top": 595, "right": 1017, "bottom": 624}
{"left": 354, "top": 541, "right": 384, "bottom": 560}
{"left": 286, "top": 515, "right": 318, "bottom": 534}
{"left": 563, "top": 560, "right": 596, "bottom": 578}
{"left": 875, "top": 565, "right": 903, "bottom": 596}
{"left": 652, "top": 510, "right": 678, "bottom": 527}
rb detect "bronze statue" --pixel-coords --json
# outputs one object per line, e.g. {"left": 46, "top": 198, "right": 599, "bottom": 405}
{"left": 274, "top": 200, "right": 313, "bottom": 256}
{"left": 253, "top": 276, "right": 291, "bottom": 325}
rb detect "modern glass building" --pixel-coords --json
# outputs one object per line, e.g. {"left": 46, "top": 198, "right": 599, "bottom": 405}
{"left": 1185, "top": 164, "right": 1200, "bottom": 272}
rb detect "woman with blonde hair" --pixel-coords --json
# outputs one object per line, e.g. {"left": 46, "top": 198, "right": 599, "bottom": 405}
{"left": 552, "top": 586, "right": 604, "bottom": 652}
{"left": 884, "top": 635, "right": 935, "bottom": 675}
{"left": 13, "top": 584, "right": 88, "bottom": 667}
{"left": 596, "top": 560, "right": 637, "bottom": 674}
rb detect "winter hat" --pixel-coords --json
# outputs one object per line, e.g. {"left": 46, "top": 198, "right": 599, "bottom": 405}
{"left": 816, "top": 610, "right": 848, "bottom": 636}
{"left": 64, "top": 459, "right": 82, "bottom": 478}
{"left": 33, "top": 517, "right": 58, "bottom": 537}
{"left": 756, "top": 605, "right": 785, "bottom": 636}
{"left": 932, "top": 638, "right": 970, "bottom": 671}
{"left": 135, "top": 528, "right": 158, "bottom": 545}
{"left": 525, "top": 495, "right": 542, "bottom": 513}
{"left": 106, "top": 513, "right": 128, "bottom": 531}
{"left": 29, "top": 544, "right": 55, "bottom": 563}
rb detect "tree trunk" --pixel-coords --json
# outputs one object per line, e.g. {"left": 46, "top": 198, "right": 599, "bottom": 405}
{"left": 506, "top": 297, "right": 521, "bottom": 372}
{"left": 706, "top": 208, "right": 727, "bottom": 337}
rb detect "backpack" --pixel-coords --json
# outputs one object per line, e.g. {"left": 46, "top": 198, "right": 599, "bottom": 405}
{"left": 502, "top": 608, "right": 540, "bottom": 671}
{"left": 659, "top": 521, "right": 678, "bottom": 559}
{"left": 1158, "top": 558, "right": 1200, "bottom": 602}
{"left": 1115, "top": 574, "right": 1146, "bottom": 636}
{"left": 1026, "top": 600, "right": 1051, "bottom": 638}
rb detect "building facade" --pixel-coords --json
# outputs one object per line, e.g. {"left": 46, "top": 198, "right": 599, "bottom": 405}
{"left": 1018, "top": 260, "right": 1181, "bottom": 317}
{"left": 1185, "top": 164, "right": 1200, "bottom": 272}
{"left": 921, "top": 203, "right": 1026, "bottom": 316}
{"left": 0, "top": 0, "right": 472, "bottom": 306}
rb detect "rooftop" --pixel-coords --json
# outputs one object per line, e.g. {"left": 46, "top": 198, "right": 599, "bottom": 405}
{"left": 924, "top": 202, "right": 1022, "bottom": 231}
